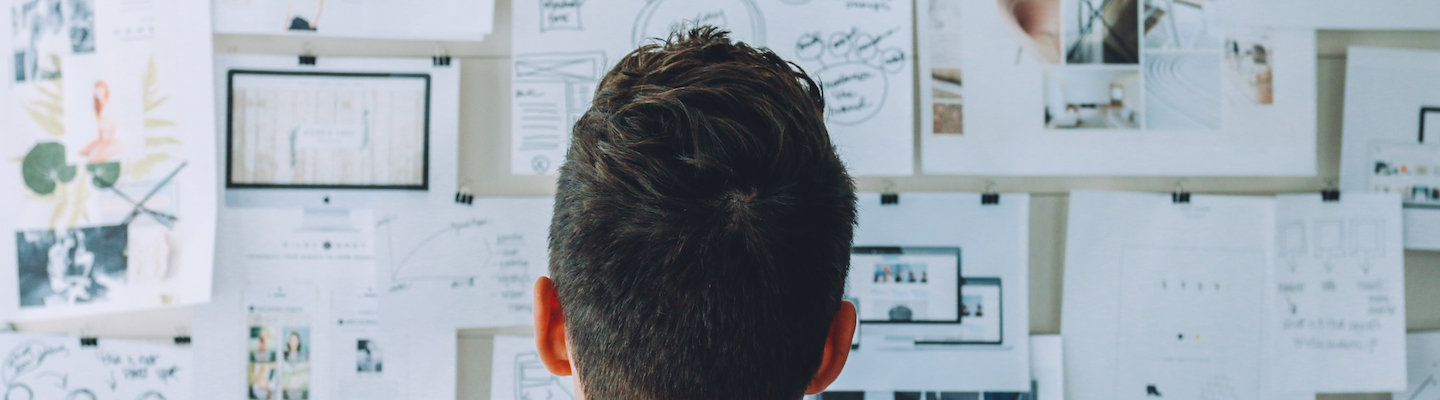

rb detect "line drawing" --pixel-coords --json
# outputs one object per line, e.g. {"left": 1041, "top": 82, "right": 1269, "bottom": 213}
{"left": 379, "top": 218, "right": 493, "bottom": 283}
{"left": 513, "top": 52, "right": 607, "bottom": 175}
{"left": 539, "top": 0, "right": 585, "bottom": 32}
{"left": 794, "top": 26, "right": 907, "bottom": 126}
{"left": 515, "top": 352, "right": 574, "bottom": 400}
{"left": 1313, "top": 219, "right": 1346, "bottom": 259}
{"left": 631, "top": 0, "right": 765, "bottom": 47}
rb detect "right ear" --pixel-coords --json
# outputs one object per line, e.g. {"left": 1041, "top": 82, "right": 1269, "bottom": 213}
{"left": 533, "top": 276, "right": 573, "bottom": 376}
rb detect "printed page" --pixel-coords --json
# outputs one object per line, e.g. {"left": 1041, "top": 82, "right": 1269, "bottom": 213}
{"left": 212, "top": 0, "right": 494, "bottom": 40}
{"left": 1338, "top": 47, "right": 1440, "bottom": 250}
{"left": 0, "top": 332, "right": 192, "bottom": 400}
{"left": 374, "top": 198, "right": 553, "bottom": 329}
{"left": 330, "top": 285, "right": 406, "bottom": 400}
{"left": 1225, "top": 1, "right": 1440, "bottom": 29}
{"left": 244, "top": 284, "right": 318, "bottom": 400}
{"left": 491, "top": 335, "right": 577, "bottom": 400}
{"left": 829, "top": 193, "right": 1030, "bottom": 392}
{"left": 0, "top": 0, "right": 218, "bottom": 320}
{"left": 1268, "top": 193, "right": 1405, "bottom": 392}
{"left": 1398, "top": 330, "right": 1440, "bottom": 400}
{"left": 1030, "top": 335, "right": 1062, "bottom": 400}
{"left": 510, "top": 0, "right": 915, "bottom": 175}
{"left": 1062, "top": 191, "right": 1308, "bottom": 400}
{"left": 921, "top": 0, "right": 1316, "bottom": 175}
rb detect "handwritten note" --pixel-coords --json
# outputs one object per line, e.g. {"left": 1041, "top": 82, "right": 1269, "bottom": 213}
{"left": 510, "top": 0, "right": 915, "bottom": 175}
{"left": 374, "top": 198, "right": 553, "bottom": 329}
{"left": 0, "top": 333, "right": 190, "bottom": 400}
{"left": 1267, "top": 193, "right": 1406, "bottom": 392}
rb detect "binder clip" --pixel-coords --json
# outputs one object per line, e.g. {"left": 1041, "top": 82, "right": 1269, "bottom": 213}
{"left": 433, "top": 43, "right": 452, "bottom": 67}
{"left": 880, "top": 180, "right": 899, "bottom": 205}
{"left": 298, "top": 42, "right": 317, "bottom": 66}
{"left": 981, "top": 180, "right": 1000, "bottom": 205}
{"left": 1321, "top": 180, "right": 1341, "bottom": 202}
{"left": 174, "top": 327, "right": 192, "bottom": 346}
{"left": 455, "top": 179, "right": 474, "bottom": 205}
{"left": 80, "top": 337, "right": 99, "bottom": 347}
{"left": 1171, "top": 181, "right": 1191, "bottom": 204}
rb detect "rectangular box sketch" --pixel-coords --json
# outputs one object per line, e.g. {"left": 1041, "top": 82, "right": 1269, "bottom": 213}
{"left": 511, "top": 52, "right": 607, "bottom": 175}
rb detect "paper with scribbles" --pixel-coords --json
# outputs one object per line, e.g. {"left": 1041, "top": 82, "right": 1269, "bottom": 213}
{"left": 0, "top": 333, "right": 191, "bottom": 400}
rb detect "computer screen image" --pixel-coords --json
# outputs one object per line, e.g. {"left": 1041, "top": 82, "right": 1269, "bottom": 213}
{"left": 227, "top": 70, "right": 430, "bottom": 190}
{"left": 848, "top": 247, "right": 961, "bottom": 323}
{"left": 953, "top": 277, "right": 1003, "bottom": 344}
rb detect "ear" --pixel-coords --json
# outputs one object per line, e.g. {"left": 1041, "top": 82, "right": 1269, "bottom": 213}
{"left": 533, "top": 276, "right": 573, "bottom": 376}
{"left": 806, "top": 300, "right": 857, "bottom": 395}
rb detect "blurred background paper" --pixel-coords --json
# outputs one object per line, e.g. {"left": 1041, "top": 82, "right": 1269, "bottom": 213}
{"left": 213, "top": 0, "right": 494, "bottom": 40}
{"left": 490, "top": 335, "right": 576, "bottom": 400}
{"left": 1398, "top": 331, "right": 1440, "bottom": 400}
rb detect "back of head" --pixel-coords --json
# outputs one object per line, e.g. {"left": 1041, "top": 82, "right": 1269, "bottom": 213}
{"left": 549, "top": 27, "right": 857, "bottom": 400}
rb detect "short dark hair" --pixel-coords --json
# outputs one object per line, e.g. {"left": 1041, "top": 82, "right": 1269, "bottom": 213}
{"left": 548, "top": 27, "right": 857, "bottom": 400}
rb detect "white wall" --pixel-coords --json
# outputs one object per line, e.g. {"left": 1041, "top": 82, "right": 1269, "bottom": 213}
{"left": 11, "top": 2, "right": 1440, "bottom": 398}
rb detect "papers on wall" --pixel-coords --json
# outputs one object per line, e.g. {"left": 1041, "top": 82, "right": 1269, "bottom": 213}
{"left": 375, "top": 198, "right": 553, "bottom": 329}
{"left": 0, "top": 332, "right": 192, "bottom": 400}
{"left": 490, "top": 335, "right": 576, "bottom": 400}
{"left": 212, "top": 0, "right": 495, "bottom": 41}
{"left": 919, "top": 0, "right": 1316, "bottom": 175}
{"left": 213, "top": 54, "right": 462, "bottom": 208}
{"left": 813, "top": 391, "right": 1032, "bottom": 400}
{"left": 1269, "top": 194, "right": 1406, "bottom": 392}
{"left": 1224, "top": 1, "right": 1440, "bottom": 30}
{"left": 510, "top": 0, "right": 915, "bottom": 176}
{"left": 1398, "top": 330, "right": 1440, "bottom": 400}
{"left": 828, "top": 193, "right": 1030, "bottom": 392}
{"left": 245, "top": 284, "right": 318, "bottom": 400}
{"left": 1063, "top": 190, "right": 1403, "bottom": 400}
{"left": 0, "top": 0, "right": 218, "bottom": 320}
{"left": 192, "top": 208, "right": 457, "bottom": 400}
{"left": 1338, "top": 47, "right": 1440, "bottom": 250}
{"left": 1030, "top": 335, "right": 1062, "bottom": 400}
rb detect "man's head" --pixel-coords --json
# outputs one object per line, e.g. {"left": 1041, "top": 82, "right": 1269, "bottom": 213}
{"left": 536, "top": 27, "right": 858, "bottom": 400}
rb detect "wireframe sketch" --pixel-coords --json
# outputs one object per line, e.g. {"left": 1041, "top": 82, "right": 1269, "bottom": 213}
{"left": 1142, "top": 0, "right": 1220, "bottom": 50}
{"left": 1278, "top": 221, "right": 1306, "bottom": 259}
{"left": 631, "top": 0, "right": 765, "bottom": 47}
{"left": 15, "top": 226, "right": 127, "bottom": 308}
{"left": 228, "top": 72, "right": 429, "bottom": 187}
{"left": 1043, "top": 68, "right": 1141, "bottom": 129}
{"left": 1224, "top": 29, "right": 1274, "bottom": 105}
{"left": 794, "top": 27, "right": 908, "bottom": 126}
{"left": 539, "top": 0, "right": 585, "bottom": 31}
{"left": 0, "top": 335, "right": 189, "bottom": 400}
{"left": 1062, "top": 0, "right": 1138, "bottom": 64}
{"left": 513, "top": 52, "right": 606, "bottom": 175}
{"left": 1144, "top": 53, "right": 1220, "bottom": 130}
{"left": 1314, "top": 219, "right": 1345, "bottom": 258}
{"left": 515, "top": 352, "right": 574, "bottom": 400}
{"left": 1350, "top": 218, "right": 1385, "bottom": 258}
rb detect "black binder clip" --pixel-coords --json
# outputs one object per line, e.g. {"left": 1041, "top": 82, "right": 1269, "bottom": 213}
{"left": 981, "top": 180, "right": 1000, "bottom": 205}
{"left": 174, "top": 336, "right": 192, "bottom": 345}
{"left": 80, "top": 337, "right": 99, "bottom": 347}
{"left": 1172, "top": 181, "right": 1191, "bottom": 204}
{"left": 455, "top": 179, "right": 474, "bottom": 205}
{"left": 880, "top": 180, "right": 899, "bottom": 205}
{"left": 1322, "top": 190, "right": 1341, "bottom": 202}
{"left": 433, "top": 43, "right": 452, "bottom": 67}
{"left": 298, "top": 42, "right": 317, "bottom": 66}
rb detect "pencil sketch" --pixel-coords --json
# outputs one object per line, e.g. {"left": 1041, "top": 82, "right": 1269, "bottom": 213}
{"left": 539, "top": 0, "right": 585, "bottom": 31}
{"left": 377, "top": 216, "right": 535, "bottom": 299}
{"left": 515, "top": 352, "right": 573, "bottom": 400}
{"left": 794, "top": 26, "right": 907, "bottom": 126}
{"left": 513, "top": 52, "right": 607, "bottom": 175}
{"left": 631, "top": 0, "right": 765, "bottom": 47}
{"left": 0, "top": 336, "right": 187, "bottom": 400}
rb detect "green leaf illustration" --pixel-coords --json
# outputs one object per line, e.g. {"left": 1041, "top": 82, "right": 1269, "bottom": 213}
{"left": 143, "top": 56, "right": 169, "bottom": 112}
{"left": 144, "top": 118, "right": 177, "bottom": 128}
{"left": 23, "top": 77, "right": 65, "bottom": 137}
{"left": 145, "top": 136, "right": 182, "bottom": 147}
{"left": 21, "top": 142, "right": 78, "bottom": 195}
{"left": 87, "top": 162, "right": 121, "bottom": 188}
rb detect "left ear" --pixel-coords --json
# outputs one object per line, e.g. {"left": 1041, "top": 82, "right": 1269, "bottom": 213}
{"left": 806, "top": 300, "right": 857, "bottom": 395}
{"left": 533, "top": 277, "right": 573, "bottom": 376}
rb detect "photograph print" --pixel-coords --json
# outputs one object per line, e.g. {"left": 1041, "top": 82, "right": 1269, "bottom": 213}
{"left": 1062, "top": 0, "right": 1138, "bottom": 64}
{"left": 15, "top": 225, "right": 127, "bottom": 307}
{"left": 1043, "top": 67, "right": 1142, "bottom": 129}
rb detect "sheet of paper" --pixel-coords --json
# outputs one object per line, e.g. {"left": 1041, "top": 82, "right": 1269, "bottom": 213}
{"left": 829, "top": 193, "right": 1030, "bottom": 392}
{"left": 491, "top": 335, "right": 577, "bottom": 400}
{"left": 0, "top": 0, "right": 218, "bottom": 320}
{"left": 213, "top": 54, "right": 462, "bottom": 208}
{"left": 1338, "top": 47, "right": 1440, "bottom": 250}
{"left": 0, "top": 332, "right": 192, "bottom": 399}
{"left": 1398, "top": 330, "right": 1440, "bottom": 400}
{"left": 330, "top": 285, "right": 406, "bottom": 400}
{"left": 212, "top": 0, "right": 494, "bottom": 40}
{"left": 192, "top": 207, "right": 457, "bottom": 400}
{"left": 1267, "top": 193, "right": 1406, "bottom": 392}
{"left": 1030, "top": 335, "right": 1062, "bottom": 400}
{"left": 920, "top": 0, "right": 1316, "bottom": 175}
{"left": 375, "top": 198, "right": 553, "bottom": 329}
{"left": 1224, "top": 1, "right": 1440, "bottom": 29}
{"left": 510, "top": 0, "right": 915, "bottom": 176}
{"left": 245, "top": 284, "right": 318, "bottom": 400}
{"left": 1062, "top": 191, "right": 1310, "bottom": 400}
